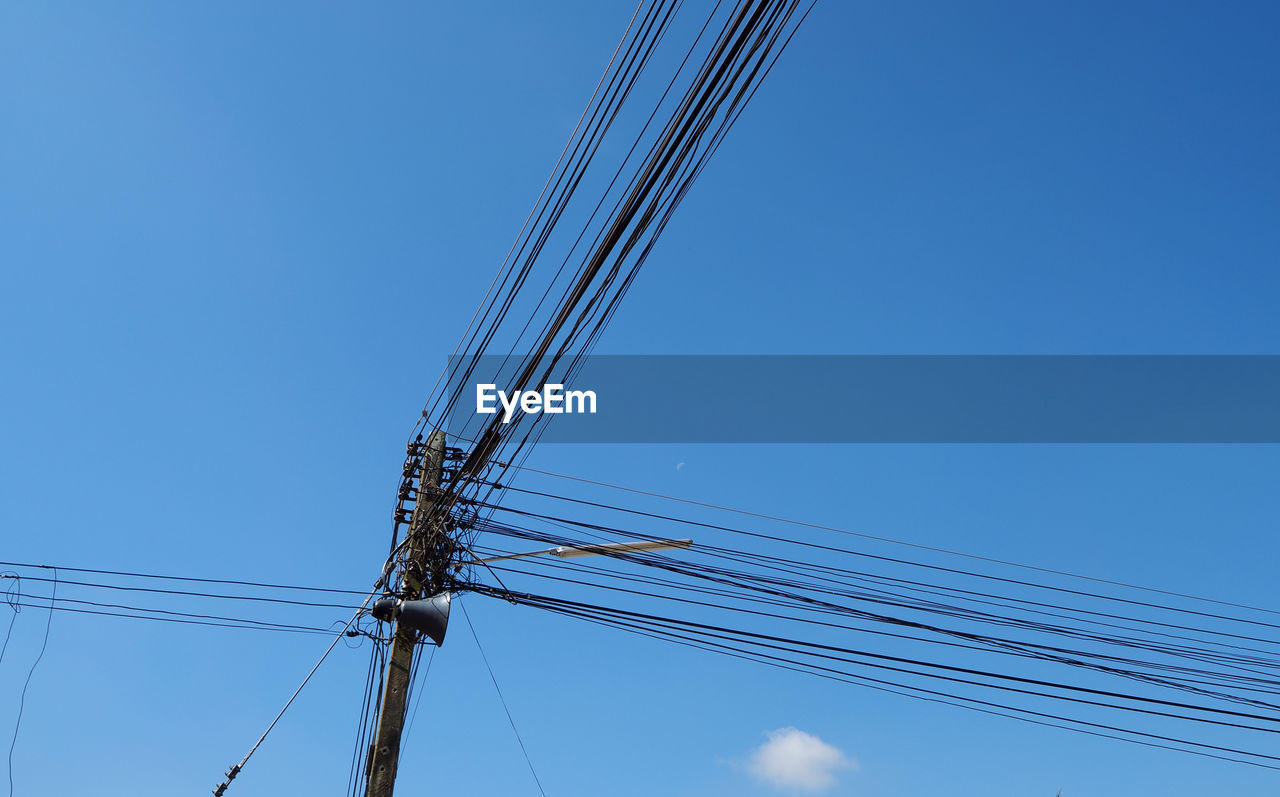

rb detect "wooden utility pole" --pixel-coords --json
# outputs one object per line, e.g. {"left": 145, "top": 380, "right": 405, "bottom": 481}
{"left": 365, "top": 429, "right": 447, "bottom": 797}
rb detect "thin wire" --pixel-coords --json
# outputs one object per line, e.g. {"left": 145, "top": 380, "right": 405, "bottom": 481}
{"left": 0, "top": 613, "right": 14, "bottom": 667}
{"left": 509, "top": 589, "right": 1280, "bottom": 772}
{"left": 460, "top": 601, "right": 548, "bottom": 797}
{"left": 348, "top": 640, "right": 388, "bottom": 797}
{"left": 213, "top": 584, "right": 381, "bottom": 795}
{"left": 346, "top": 642, "right": 379, "bottom": 797}
{"left": 461, "top": 512, "right": 1280, "bottom": 718}
{"left": 7, "top": 568, "right": 53, "bottom": 797}
{"left": 0, "top": 560, "right": 368, "bottom": 596}
{"left": 483, "top": 586, "right": 1280, "bottom": 761}
{"left": 498, "top": 462, "right": 1280, "bottom": 617}
{"left": 11, "top": 574, "right": 361, "bottom": 611}
{"left": 8, "top": 590, "right": 344, "bottom": 635}
{"left": 428, "top": 0, "right": 806, "bottom": 498}
{"left": 408, "top": 0, "right": 650, "bottom": 446}
{"left": 468, "top": 516, "right": 1280, "bottom": 716}
{"left": 402, "top": 646, "right": 438, "bottom": 745}
{"left": 3, "top": 600, "right": 334, "bottom": 636}
{"left": 475, "top": 505, "right": 1280, "bottom": 654}
{"left": 0, "top": 574, "right": 20, "bottom": 665}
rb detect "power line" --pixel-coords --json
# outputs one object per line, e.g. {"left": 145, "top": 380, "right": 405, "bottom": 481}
{"left": 399, "top": 0, "right": 818, "bottom": 540}
{"left": 477, "top": 585, "right": 1280, "bottom": 770}
{"left": 346, "top": 638, "right": 388, "bottom": 797}
{"left": 401, "top": 646, "right": 437, "bottom": 749}
{"left": 493, "top": 462, "right": 1280, "bottom": 618}
{"left": 10, "top": 574, "right": 363, "bottom": 611}
{"left": 6, "top": 591, "right": 342, "bottom": 636}
{"left": 467, "top": 515, "right": 1280, "bottom": 696}
{"left": 7, "top": 569, "right": 54, "bottom": 797}
{"left": 442, "top": 500, "right": 1280, "bottom": 773}
{"left": 471, "top": 509, "right": 1280, "bottom": 671}
{"left": 479, "top": 589, "right": 1280, "bottom": 732}
{"left": 460, "top": 601, "right": 548, "bottom": 797}
{"left": 0, "top": 559, "right": 368, "bottom": 596}
{"left": 471, "top": 553, "right": 1280, "bottom": 708}
{"left": 0, "top": 574, "right": 19, "bottom": 666}
{"left": 515, "top": 588, "right": 1280, "bottom": 772}
{"left": 479, "top": 489, "right": 1280, "bottom": 638}
{"left": 213, "top": 583, "right": 382, "bottom": 796}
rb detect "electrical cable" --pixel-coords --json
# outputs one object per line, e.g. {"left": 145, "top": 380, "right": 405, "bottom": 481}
{"left": 0, "top": 560, "right": 368, "bottom": 597}
{"left": 460, "top": 601, "right": 548, "bottom": 797}
{"left": 6, "top": 568, "right": 53, "bottom": 797}
{"left": 490, "top": 463, "right": 1280, "bottom": 618}
{"left": 212, "top": 582, "right": 382, "bottom": 795}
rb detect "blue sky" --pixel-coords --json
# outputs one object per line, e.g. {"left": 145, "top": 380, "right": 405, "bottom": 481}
{"left": 2, "top": 2, "right": 1280, "bottom": 795}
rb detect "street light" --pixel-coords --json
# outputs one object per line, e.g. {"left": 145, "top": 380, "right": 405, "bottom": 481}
{"left": 466, "top": 537, "right": 694, "bottom": 565}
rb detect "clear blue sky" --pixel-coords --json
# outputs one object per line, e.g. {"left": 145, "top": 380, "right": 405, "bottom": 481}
{"left": 3, "top": 2, "right": 1280, "bottom": 795}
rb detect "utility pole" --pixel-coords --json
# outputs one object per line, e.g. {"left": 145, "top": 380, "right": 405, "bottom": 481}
{"left": 357, "top": 431, "right": 691, "bottom": 797}
{"left": 365, "top": 429, "right": 447, "bottom": 797}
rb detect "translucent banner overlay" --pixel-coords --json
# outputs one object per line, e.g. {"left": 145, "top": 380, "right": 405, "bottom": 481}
{"left": 445, "top": 355, "right": 1280, "bottom": 443}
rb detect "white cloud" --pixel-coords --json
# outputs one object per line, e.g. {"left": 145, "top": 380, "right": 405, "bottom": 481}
{"left": 747, "top": 727, "right": 854, "bottom": 792}
{"left": 676, "top": 461, "right": 685, "bottom": 470}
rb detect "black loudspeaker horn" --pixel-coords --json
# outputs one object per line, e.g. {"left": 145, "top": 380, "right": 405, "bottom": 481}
{"left": 397, "top": 591, "right": 452, "bottom": 646}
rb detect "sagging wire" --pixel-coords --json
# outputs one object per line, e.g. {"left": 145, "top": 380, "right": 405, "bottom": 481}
{"left": 6, "top": 568, "right": 54, "bottom": 797}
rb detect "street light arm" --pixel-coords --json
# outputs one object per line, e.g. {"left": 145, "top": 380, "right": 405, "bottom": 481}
{"left": 551, "top": 538, "right": 692, "bottom": 559}
{"left": 464, "top": 538, "right": 693, "bottom": 566}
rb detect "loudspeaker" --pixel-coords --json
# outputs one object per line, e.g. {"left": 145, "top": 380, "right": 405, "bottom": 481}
{"left": 397, "top": 591, "right": 452, "bottom": 646}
